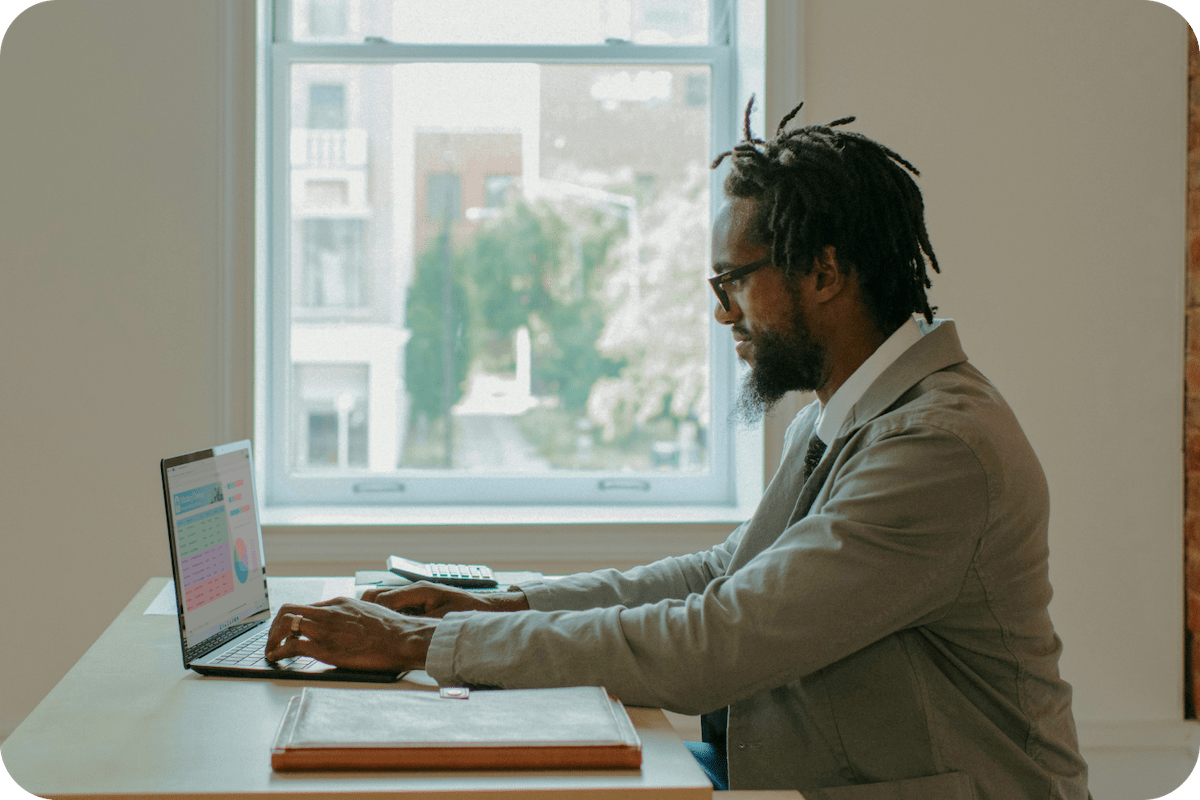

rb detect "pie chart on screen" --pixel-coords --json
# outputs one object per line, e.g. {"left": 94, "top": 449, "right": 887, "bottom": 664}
{"left": 233, "top": 538, "right": 249, "bottom": 583}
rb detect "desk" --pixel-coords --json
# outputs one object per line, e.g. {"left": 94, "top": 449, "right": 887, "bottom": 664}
{"left": 2, "top": 578, "right": 801, "bottom": 800}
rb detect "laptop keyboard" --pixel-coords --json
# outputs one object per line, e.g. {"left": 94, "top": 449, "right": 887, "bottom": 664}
{"left": 209, "top": 628, "right": 318, "bottom": 670}
{"left": 185, "top": 620, "right": 258, "bottom": 663}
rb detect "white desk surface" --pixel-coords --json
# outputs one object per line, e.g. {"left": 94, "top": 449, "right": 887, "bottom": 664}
{"left": 1, "top": 578, "right": 803, "bottom": 800}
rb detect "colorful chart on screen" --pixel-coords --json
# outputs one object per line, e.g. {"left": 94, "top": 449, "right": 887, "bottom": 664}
{"left": 174, "top": 483, "right": 235, "bottom": 612}
{"left": 232, "top": 538, "right": 249, "bottom": 583}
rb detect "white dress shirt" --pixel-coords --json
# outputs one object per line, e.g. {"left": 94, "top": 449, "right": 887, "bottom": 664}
{"left": 814, "top": 315, "right": 923, "bottom": 447}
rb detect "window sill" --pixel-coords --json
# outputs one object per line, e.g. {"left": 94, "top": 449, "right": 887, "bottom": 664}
{"left": 259, "top": 503, "right": 754, "bottom": 569}
{"left": 261, "top": 502, "right": 756, "bottom": 528}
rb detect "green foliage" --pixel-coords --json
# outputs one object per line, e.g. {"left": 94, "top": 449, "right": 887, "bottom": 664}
{"left": 456, "top": 200, "right": 627, "bottom": 415}
{"left": 533, "top": 289, "right": 620, "bottom": 411}
{"left": 466, "top": 203, "right": 563, "bottom": 340}
{"left": 404, "top": 232, "right": 471, "bottom": 421}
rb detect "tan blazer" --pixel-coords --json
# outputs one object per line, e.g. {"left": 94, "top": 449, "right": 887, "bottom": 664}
{"left": 427, "top": 319, "right": 1090, "bottom": 800}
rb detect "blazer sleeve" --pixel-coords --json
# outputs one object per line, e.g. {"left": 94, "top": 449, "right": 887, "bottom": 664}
{"left": 426, "top": 422, "right": 988, "bottom": 715}
{"left": 514, "top": 402, "right": 818, "bottom": 613}
{"left": 516, "top": 525, "right": 746, "bottom": 611}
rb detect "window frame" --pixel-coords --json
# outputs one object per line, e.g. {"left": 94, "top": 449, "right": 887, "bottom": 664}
{"left": 258, "top": 0, "right": 766, "bottom": 513}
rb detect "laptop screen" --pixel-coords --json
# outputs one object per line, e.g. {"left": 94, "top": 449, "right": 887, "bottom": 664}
{"left": 162, "top": 441, "right": 270, "bottom": 651}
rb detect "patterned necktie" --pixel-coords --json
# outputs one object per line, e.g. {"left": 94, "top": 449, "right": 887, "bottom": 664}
{"left": 803, "top": 433, "right": 828, "bottom": 482}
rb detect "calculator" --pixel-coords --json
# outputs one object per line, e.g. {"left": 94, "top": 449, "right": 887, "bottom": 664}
{"left": 386, "top": 555, "right": 500, "bottom": 589}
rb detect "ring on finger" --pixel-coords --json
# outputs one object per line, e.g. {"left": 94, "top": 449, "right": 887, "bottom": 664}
{"left": 290, "top": 614, "right": 303, "bottom": 636}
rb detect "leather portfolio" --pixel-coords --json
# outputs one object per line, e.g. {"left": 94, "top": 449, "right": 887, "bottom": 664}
{"left": 270, "top": 685, "right": 642, "bottom": 771}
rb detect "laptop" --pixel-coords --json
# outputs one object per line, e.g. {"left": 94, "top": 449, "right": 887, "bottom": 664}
{"left": 160, "top": 439, "right": 402, "bottom": 682}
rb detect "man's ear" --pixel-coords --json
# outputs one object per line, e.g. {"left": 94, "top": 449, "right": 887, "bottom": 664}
{"left": 810, "top": 245, "right": 846, "bottom": 301}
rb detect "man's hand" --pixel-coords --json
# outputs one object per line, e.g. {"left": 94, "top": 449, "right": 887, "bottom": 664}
{"left": 362, "top": 581, "right": 530, "bottom": 618}
{"left": 264, "top": 597, "right": 436, "bottom": 673}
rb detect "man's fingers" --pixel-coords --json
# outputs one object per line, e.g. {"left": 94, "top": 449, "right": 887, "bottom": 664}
{"left": 264, "top": 630, "right": 333, "bottom": 664}
{"left": 362, "top": 586, "right": 404, "bottom": 601}
{"left": 275, "top": 600, "right": 342, "bottom": 623}
{"left": 363, "top": 585, "right": 422, "bottom": 611}
{"left": 265, "top": 603, "right": 329, "bottom": 657}
{"left": 264, "top": 629, "right": 304, "bottom": 661}
{"left": 307, "top": 596, "right": 354, "bottom": 608}
{"left": 262, "top": 595, "right": 434, "bottom": 673}
{"left": 266, "top": 605, "right": 301, "bottom": 654}
{"left": 265, "top": 610, "right": 324, "bottom": 661}
{"left": 364, "top": 583, "right": 474, "bottom": 616}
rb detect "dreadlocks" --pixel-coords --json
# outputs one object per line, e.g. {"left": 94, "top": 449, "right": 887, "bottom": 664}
{"left": 712, "top": 97, "right": 940, "bottom": 330}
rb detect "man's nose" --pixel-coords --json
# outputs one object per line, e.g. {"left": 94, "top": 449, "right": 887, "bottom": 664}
{"left": 714, "top": 296, "right": 739, "bottom": 325}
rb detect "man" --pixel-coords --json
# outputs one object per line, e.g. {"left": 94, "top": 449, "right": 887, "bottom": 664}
{"left": 265, "top": 101, "right": 1089, "bottom": 799}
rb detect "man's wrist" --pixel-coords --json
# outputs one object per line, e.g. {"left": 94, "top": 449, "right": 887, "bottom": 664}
{"left": 405, "top": 617, "right": 438, "bottom": 670}
{"left": 488, "top": 589, "right": 531, "bottom": 613}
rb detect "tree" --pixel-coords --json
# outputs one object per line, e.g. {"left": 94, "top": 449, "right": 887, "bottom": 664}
{"left": 587, "top": 165, "right": 712, "bottom": 443}
{"left": 460, "top": 200, "right": 626, "bottom": 415}
{"left": 405, "top": 230, "right": 471, "bottom": 423}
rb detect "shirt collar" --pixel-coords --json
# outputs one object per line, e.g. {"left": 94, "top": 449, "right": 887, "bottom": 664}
{"left": 814, "top": 316, "right": 924, "bottom": 444}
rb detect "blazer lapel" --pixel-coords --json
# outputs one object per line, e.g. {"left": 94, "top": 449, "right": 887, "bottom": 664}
{"left": 786, "top": 319, "right": 969, "bottom": 527}
{"left": 840, "top": 319, "right": 967, "bottom": 435}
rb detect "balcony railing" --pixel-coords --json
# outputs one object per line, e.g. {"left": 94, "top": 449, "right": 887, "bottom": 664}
{"left": 291, "top": 128, "right": 368, "bottom": 168}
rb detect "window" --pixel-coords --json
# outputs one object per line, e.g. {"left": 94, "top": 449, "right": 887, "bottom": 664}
{"left": 484, "top": 175, "right": 517, "bottom": 209}
{"left": 685, "top": 73, "right": 709, "bottom": 107}
{"left": 299, "top": 218, "right": 366, "bottom": 308}
{"left": 293, "top": 364, "right": 369, "bottom": 469}
{"left": 262, "top": 0, "right": 763, "bottom": 508}
{"left": 426, "top": 173, "right": 462, "bottom": 223}
{"left": 307, "top": 84, "right": 346, "bottom": 129}
{"left": 634, "top": 172, "right": 657, "bottom": 204}
{"left": 307, "top": 0, "right": 348, "bottom": 38}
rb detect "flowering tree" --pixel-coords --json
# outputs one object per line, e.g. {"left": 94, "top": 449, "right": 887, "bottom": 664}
{"left": 587, "top": 165, "right": 711, "bottom": 444}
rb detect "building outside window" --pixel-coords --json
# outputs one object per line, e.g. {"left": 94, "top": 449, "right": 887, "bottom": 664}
{"left": 300, "top": 218, "right": 366, "bottom": 308}
{"left": 426, "top": 173, "right": 462, "bottom": 223}
{"left": 293, "top": 363, "right": 369, "bottom": 470}
{"left": 484, "top": 175, "right": 517, "bottom": 209}
{"left": 264, "top": 0, "right": 764, "bottom": 507}
{"left": 307, "top": 0, "right": 348, "bottom": 38}
{"left": 307, "top": 84, "right": 346, "bottom": 129}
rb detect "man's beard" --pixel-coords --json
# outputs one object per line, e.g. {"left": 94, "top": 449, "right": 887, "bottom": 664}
{"left": 734, "top": 313, "right": 827, "bottom": 425}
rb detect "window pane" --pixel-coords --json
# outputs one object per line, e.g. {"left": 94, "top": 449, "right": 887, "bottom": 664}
{"left": 308, "top": 84, "right": 346, "bottom": 129}
{"left": 426, "top": 173, "right": 462, "bottom": 223}
{"left": 484, "top": 175, "right": 516, "bottom": 209}
{"left": 286, "top": 62, "right": 712, "bottom": 477}
{"left": 292, "top": 364, "right": 370, "bottom": 471}
{"left": 307, "top": 0, "right": 348, "bottom": 37}
{"left": 288, "top": 0, "right": 710, "bottom": 45}
{"left": 300, "top": 218, "right": 366, "bottom": 307}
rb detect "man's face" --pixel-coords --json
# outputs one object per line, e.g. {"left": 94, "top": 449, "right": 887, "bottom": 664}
{"left": 711, "top": 198, "right": 829, "bottom": 423}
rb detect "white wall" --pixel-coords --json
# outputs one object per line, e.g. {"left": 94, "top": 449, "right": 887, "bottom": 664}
{"left": 0, "top": 0, "right": 1193, "bottom": 796}
{"left": 766, "top": 6, "right": 1194, "bottom": 795}
{"left": 794, "top": 0, "right": 1188, "bottom": 722}
{"left": 0, "top": 0, "right": 230, "bottom": 738}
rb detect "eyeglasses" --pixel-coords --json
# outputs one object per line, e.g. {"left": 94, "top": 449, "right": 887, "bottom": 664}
{"left": 708, "top": 255, "right": 774, "bottom": 312}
